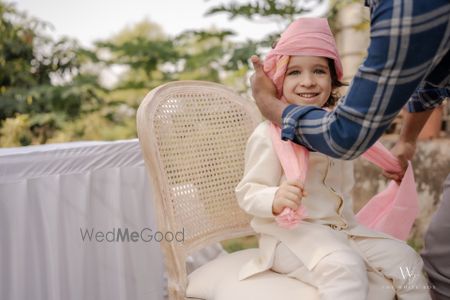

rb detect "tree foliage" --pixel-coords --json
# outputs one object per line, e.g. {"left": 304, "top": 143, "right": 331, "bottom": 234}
{"left": 1, "top": 0, "right": 337, "bottom": 147}
{"left": 206, "top": 0, "right": 324, "bottom": 23}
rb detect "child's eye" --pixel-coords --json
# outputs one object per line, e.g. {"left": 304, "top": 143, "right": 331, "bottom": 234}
{"left": 287, "top": 70, "right": 301, "bottom": 76}
{"left": 314, "top": 69, "right": 327, "bottom": 74}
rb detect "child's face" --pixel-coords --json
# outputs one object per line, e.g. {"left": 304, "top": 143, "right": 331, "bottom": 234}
{"left": 282, "top": 56, "right": 332, "bottom": 107}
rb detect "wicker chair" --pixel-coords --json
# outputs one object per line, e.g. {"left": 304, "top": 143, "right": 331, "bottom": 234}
{"left": 137, "top": 81, "right": 395, "bottom": 300}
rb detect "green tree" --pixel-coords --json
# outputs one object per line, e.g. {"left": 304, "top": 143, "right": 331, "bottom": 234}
{"left": 1, "top": 0, "right": 336, "bottom": 147}
{"left": 206, "top": 0, "right": 324, "bottom": 23}
{"left": 0, "top": 1, "right": 106, "bottom": 145}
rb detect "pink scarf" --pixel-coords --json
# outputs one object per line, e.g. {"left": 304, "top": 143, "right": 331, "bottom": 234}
{"left": 265, "top": 18, "right": 418, "bottom": 240}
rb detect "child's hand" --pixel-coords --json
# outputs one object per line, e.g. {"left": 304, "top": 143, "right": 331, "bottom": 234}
{"left": 272, "top": 180, "right": 306, "bottom": 215}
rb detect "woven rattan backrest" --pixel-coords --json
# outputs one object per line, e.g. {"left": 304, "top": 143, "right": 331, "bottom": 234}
{"left": 137, "top": 81, "right": 261, "bottom": 297}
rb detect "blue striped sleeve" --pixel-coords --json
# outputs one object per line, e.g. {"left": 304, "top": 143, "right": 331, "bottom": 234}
{"left": 280, "top": 0, "right": 450, "bottom": 159}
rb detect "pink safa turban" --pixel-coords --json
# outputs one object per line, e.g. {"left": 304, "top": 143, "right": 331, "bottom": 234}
{"left": 264, "top": 18, "right": 418, "bottom": 240}
{"left": 263, "top": 18, "right": 343, "bottom": 99}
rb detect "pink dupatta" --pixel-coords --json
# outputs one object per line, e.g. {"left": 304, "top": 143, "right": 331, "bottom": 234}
{"left": 271, "top": 124, "right": 419, "bottom": 240}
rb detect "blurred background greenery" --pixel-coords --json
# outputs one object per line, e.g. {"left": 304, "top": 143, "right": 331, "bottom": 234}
{"left": 0, "top": 0, "right": 361, "bottom": 147}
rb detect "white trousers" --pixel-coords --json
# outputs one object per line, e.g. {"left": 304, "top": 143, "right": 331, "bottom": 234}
{"left": 271, "top": 232, "right": 431, "bottom": 300}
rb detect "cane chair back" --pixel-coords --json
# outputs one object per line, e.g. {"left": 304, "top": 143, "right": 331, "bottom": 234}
{"left": 137, "top": 80, "right": 261, "bottom": 298}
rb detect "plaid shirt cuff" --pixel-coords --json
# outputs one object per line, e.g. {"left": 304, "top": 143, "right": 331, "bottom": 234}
{"left": 280, "top": 104, "right": 299, "bottom": 142}
{"left": 407, "top": 87, "right": 449, "bottom": 112}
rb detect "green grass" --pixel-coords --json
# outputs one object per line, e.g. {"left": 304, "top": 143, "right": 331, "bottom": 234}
{"left": 221, "top": 235, "right": 258, "bottom": 253}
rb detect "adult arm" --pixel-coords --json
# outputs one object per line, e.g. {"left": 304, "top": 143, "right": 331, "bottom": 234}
{"left": 252, "top": 1, "right": 450, "bottom": 160}
{"left": 395, "top": 109, "right": 434, "bottom": 158}
{"left": 383, "top": 109, "right": 433, "bottom": 182}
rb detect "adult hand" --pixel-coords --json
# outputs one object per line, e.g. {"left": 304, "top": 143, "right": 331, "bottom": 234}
{"left": 384, "top": 109, "right": 431, "bottom": 183}
{"left": 383, "top": 140, "right": 416, "bottom": 183}
{"left": 250, "top": 55, "right": 286, "bottom": 126}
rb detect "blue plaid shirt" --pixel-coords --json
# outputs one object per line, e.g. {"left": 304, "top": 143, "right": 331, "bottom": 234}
{"left": 281, "top": 0, "right": 450, "bottom": 159}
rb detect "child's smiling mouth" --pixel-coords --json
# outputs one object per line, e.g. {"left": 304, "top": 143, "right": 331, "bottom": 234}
{"left": 297, "top": 93, "right": 319, "bottom": 98}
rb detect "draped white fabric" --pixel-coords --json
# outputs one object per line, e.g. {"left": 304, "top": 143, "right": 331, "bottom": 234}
{"left": 0, "top": 140, "right": 206, "bottom": 300}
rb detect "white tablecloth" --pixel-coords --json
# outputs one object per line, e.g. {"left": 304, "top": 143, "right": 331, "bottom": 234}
{"left": 0, "top": 140, "right": 223, "bottom": 300}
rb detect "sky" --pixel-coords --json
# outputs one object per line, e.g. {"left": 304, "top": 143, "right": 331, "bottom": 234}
{"left": 13, "top": 0, "right": 329, "bottom": 47}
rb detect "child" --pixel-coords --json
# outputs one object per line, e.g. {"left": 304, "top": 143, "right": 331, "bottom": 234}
{"left": 235, "top": 18, "right": 430, "bottom": 299}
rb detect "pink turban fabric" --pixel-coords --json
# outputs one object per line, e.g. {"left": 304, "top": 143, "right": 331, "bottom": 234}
{"left": 264, "top": 18, "right": 343, "bottom": 98}
{"left": 264, "top": 18, "right": 418, "bottom": 240}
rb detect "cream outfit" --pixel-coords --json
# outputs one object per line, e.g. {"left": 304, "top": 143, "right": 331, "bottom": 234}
{"left": 235, "top": 121, "right": 431, "bottom": 299}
